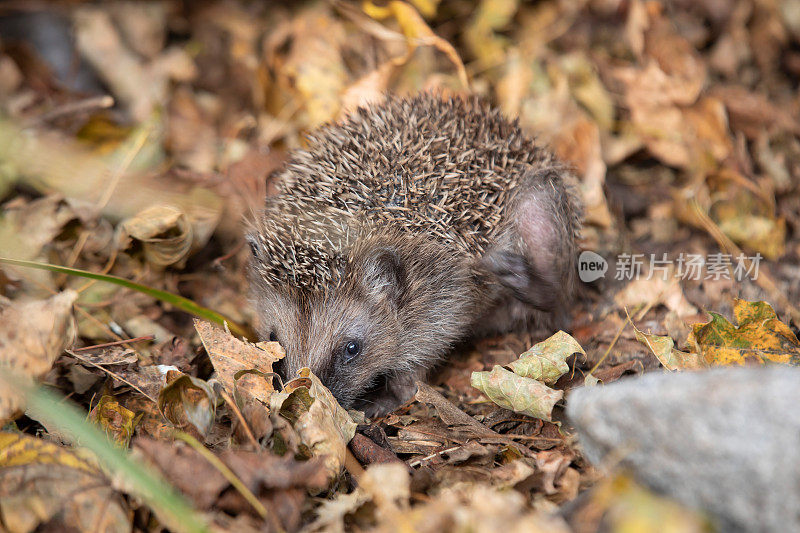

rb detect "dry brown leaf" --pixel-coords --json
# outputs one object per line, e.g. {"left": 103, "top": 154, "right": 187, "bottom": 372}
{"left": 194, "top": 319, "right": 283, "bottom": 406}
{"left": 157, "top": 371, "right": 217, "bottom": 439}
{"left": 617, "top": 62, "right": 729, "bottom": 168}
{"left": 116, "top": 205, "right": 193, "bottom": 267}
{"left": 612, "top": 6, "right": 736, "bottom": 171}
{"left": 415, "top": 382, "right": 511, "bottom": 443}
{"left": 614, "top": 273, "right": 698, "bottom": 318}
{"left": 0, "top": 291, "right": 77, "bottom": 424}
{"left": 0, "top": 195, "right": 76, "bottom": 263}
{"left": 270, "top": 368, "right": 357, "bottom": 483}
{"left": 711, "top": 85, "right": 800, "bottom": 139}
{"left": 629, "top": 319, "right": 704, "bottom": 371}
{"left": 264, "top": 4, "right": 348, "bottom": 128}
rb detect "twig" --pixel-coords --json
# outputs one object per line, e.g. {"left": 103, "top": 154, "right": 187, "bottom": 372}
{"left": 72, "top": 335, "right": 154, "bottom": 352}
{"left": 96, "top": 125, "right": 151, "bottom": 210}
{"left": 219, "top": 389, "right": 260, "bottom": 450}
{"left": 587, "top": 311, "right": 627, "bottom": 376}
{"left": 26, "top": 95, "right": 114, "bottom": 126}
{"left": 173, "top": 431, "right": 269, "bottom": 520}
{"left": 691, "top": 199, "right": 800, "bottom": 322}
{"left": 66, "top": 349, "right": 157, "bottom": 404}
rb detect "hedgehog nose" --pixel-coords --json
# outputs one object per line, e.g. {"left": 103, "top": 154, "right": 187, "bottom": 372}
{"left": 273, "top": 357, "right": 288, "bottom": 382}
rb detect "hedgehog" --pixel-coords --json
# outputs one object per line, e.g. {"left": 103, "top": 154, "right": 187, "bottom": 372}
{"left": 247, "top": 93, "right": 581, "bottom": 416}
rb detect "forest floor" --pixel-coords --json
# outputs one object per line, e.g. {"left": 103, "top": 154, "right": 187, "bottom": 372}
{"left": 1, "top": 1, "right": 800, "bottom": 532}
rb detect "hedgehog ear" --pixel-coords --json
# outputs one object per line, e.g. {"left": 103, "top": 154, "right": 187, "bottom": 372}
{"left": 361, "top": 248, "right": 406, "bottom": 306}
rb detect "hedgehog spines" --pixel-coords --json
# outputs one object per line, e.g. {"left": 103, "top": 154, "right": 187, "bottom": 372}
{"left": 250, "top": 93, "right": 564, "bottom": 293}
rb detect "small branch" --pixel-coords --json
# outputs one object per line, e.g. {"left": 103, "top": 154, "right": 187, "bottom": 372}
{"left": 72, "top": 335, "right": 154, "bottom": 352}
{"left": 26, "top": 95, "right": 115, "bottom": 126}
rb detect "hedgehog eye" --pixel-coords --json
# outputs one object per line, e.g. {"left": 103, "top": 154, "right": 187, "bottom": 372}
{"left": 269, "top": 331, "right": 278, "bottom": 343}
{"left": 342, "top": 340, "right": 361, "bottom": 363}
{"left": 247, "top": 237, "right": 259, "bottom": 257}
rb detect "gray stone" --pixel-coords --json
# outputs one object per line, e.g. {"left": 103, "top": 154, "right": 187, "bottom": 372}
{"left": 567, "top": 367, "right": 800, "bottom": 532}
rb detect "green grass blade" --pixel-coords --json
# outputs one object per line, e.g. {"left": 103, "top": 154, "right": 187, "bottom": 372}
{"left": 0, "top": 257, "right": 252, "bottom": 339}
{"left": 3, "top": 375, "right": 210, "bottom": 533}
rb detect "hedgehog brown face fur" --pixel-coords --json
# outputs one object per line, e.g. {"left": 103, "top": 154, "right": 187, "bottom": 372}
{"left": 249, "top": 229, "right": 478, "bottom": 413}
{"left": 247, "top": 93, "right": 582, "bottom": 416}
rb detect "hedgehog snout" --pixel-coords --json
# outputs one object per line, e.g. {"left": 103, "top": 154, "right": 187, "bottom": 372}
{"left": 273, "top": 356, "right": 288, "bottom": 382}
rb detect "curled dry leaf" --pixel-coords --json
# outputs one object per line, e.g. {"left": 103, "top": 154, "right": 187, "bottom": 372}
{"left": 270, "top": 368, "right": 357, "bottom": 483}
{"left": 89, "top": 395, "right": 139, "bottom": 448}
{"left": 0, "top": 291, "right": 77, "bottom": 424}
{"left": 0, "top": 432, "right": 130, "bottom": 533}
{"left": 509, "top": 330, "right": 585, "bottom": 384}
{"left": 194, "top": 319, "right": 283, "bottom": 406}
{"left": 628, "top": 318, "right": 704, "bottom": 371}
{"left": 471, "top": 332, "right": 581, "bottom": 420}
{"left": 157, "top": 371, "right": 217, "bottom": 439}
{"left": 116, "top": 205, "right": 193, "bottom": 267}
{"left": 471, "top": 366, "right": 564, "bottom": 421}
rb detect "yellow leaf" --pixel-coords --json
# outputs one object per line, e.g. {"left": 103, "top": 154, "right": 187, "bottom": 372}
{"left": 590, "top": 473, "right": 710, "bottom": 532}
{"left": 362, "top": 0, "right": 469, "bottom": 88}
{"left": 89, "top": 395, "right": 139, "bottom": 448}
{"left": 629, "top": 319, "right": 704, "bottom": 371}
{"left": 463, "top": 0, "right": 519, "bottom": 67}
{"left": 509, "top": 330, "right": 585, "bottom": 384}
{"left": 709, "top": 169, "right": 785, "bottom": 259}
{"left": 0, "top": 432, "right": 130, "bottom": 533}
{"left": 687, "top": 299, "right": 800, "bottom": 366}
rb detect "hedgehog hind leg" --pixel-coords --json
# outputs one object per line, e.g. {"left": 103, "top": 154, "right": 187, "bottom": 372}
{"left": 481, "top": 249, "right": 558, "bottom": 306}
{"left": 482, "top": 167, "right": 579, "bottom": 330}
